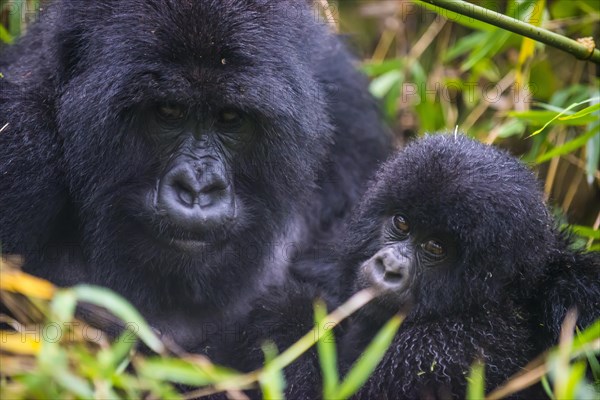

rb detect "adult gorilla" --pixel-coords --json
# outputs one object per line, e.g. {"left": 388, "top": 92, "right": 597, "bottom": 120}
{"left": 0, "top": 0, "right": 390, "bottom": 345}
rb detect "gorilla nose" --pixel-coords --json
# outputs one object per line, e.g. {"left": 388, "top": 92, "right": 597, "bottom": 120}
{"left": 158, "top": 163, "right": 234, "bottom": 233}
{"left": 368, "top": 248, "right": 411, "bottom": 288}
{"left": 172, "top": 171, "right": 227, "bottom": 208}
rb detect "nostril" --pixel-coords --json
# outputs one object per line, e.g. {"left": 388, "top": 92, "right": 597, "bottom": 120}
{"left": 374, "top": 256, "right": 386, "bottom": 277}
{"left": 199, "top": 180, "right": 227, "bottom": 195}
{"left": 173, "top": 180, "right": 196, "bottom": 207}
{"left": 384, "top": 270, "right": 404, "bottom": 283}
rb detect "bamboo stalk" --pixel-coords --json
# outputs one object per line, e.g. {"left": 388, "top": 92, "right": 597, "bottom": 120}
{"left": 418, "top": 0, "right": 600, "bottom": 63}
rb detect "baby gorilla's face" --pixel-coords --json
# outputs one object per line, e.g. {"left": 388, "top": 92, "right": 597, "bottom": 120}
{"left": 357, "top": 213, "right": 458, "bottom": 313}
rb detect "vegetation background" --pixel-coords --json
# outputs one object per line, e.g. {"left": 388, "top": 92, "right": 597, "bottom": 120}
{"left": 334, "top": 0, "right": 599, "bottom": 237}
{"left": 0, "top": 1, "right": 598, "bottom": 399}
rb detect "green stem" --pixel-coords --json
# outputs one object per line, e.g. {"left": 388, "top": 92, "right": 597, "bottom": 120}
{"left": 418, "top": 0, "right": 600, "bottom": 64}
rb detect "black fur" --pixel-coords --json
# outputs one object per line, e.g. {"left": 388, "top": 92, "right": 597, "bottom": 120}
{"left": 339, "top": 134, "right": 599, "bottom": 399}
{"left": 0, "top": 0, "right": 390, "bottom": 346}
{"left": 197, "top": 276, "right": 331, "bottom": 399}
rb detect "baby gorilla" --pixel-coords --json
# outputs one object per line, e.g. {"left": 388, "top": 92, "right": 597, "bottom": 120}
{"left": 338, "top": 134, "right": 599, "bottom": 399}
{"left": 202, "top": 135, "right": 598, "bottom": 398}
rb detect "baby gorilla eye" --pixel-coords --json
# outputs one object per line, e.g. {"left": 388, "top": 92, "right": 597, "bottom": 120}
{"left": 392, "top": 215, "right": 410, "bottom": 235}
{"left": 157, "top": 103, "right": 186, "bottom": 121}
{"left": 422, "top": 239, "right": 446, "bottom": 258}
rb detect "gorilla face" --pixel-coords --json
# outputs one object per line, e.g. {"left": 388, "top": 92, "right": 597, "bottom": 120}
{"left": 345, "top": 134, "right": 555, "bottom": 318}
{"left": 140, "top": 104, "right": 252, "bottom": 253}
{"left": 357, "top": 213, "right": 458, "bottom": 314}
{"left": 52, "top": 0, "right": 331, "bottom": 269}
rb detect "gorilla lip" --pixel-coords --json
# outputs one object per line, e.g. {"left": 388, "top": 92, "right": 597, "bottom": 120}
{"left": 168, "top": 238, "right": 212, "bottom": 253}
{"left": 136, "top": 214, "right": 230, "bottom": 254}
{"left": 154, "top": 226, "right": 231, "bottom": 252}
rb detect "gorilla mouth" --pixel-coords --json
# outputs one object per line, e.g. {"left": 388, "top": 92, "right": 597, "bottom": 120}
{"left": 152, "top": 223, "right": 233, "bottom": 252}
{"left": 134, "top": 212, "right": 232, "bottom": 254}
{"left": 165, "top": 237, "right": 212, "bottom": 253}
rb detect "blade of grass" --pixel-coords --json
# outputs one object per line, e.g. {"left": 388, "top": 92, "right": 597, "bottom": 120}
{"left": 536, "top": 125, "right": 600, "bottom": 163}
{"left": 72, "top": 285, "right": 164, "bottom": 353}
{"left": 466, "top": 359, "right": 486, "bottom": 400}
{"left": 335, "top": 315, "right": 403, "bottom": 399}
{"left": 528, "top": 97, "right": 599, "bottom": 136}
{"left": 260, "top": 342, "right": 285, "bottom": 399}
{"left": 0, "top": 269, "right": 56, "bottom": 300}
{"left": 0, "top": 330, "right": 42, "bottom": 355}
{"left": 262, "top": 289, "right": 375, "bottom": 374}
{"left": 559, "top": 103, "right": 600, "bottom": 121}
{"left": 50, "top": 289, "right": 77, "bottom": 325}
{"left": 568, "top": 226, "right": 600, "bottom": 241}
{"left": 138, "top": 358, "right": 219, "bottom": 387}
{"left": 190, "top": 290, "right": 377, "bottom": 398}
{"left": 314, "top": 300, "right": 339, "bottom": 398}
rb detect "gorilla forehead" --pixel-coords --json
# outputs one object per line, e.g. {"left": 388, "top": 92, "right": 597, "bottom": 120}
{"left": 59, "top": 0, "right": 324, "bottom": 124}
{"left": 120, "top": 0, "right": 304, "bottom": 73}
{"left": 366, "top": 135, "right": 551, "bottom": 246}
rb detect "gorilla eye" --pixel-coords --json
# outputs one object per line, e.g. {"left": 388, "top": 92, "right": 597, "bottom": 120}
{"left": 422, "top": 239, "right": 446, "bottom": 258}
{"left": 157, "top": 103, "right": 186, "bottom": 121}
{"left": 217, "top": 109, "right": 246, "bottom": 127}
{"left": 392, "top": 215, "right": 410, "bottom": 235}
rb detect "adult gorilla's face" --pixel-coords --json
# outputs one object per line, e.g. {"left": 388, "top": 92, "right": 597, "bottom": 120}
{"left": 141, "top": 103, "right": 252, "bottom": 253}
{"left": 55, "top": 1, "right": 330, "bottom": 274}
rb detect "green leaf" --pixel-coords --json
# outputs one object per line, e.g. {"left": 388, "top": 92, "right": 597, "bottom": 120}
{"left": 572, "top": 320, "right": 600, "bottom": 351}
{"left": 576, "top": 324, "right": 600, "bottom": 382}
{"left": 259, "top": 289, "right": 376, "bottom": 375}
{"left": 509, "top": 110, "right": 597, "bottom": 126}
{"left": 536, "top": 126, "right": 600, "bottom": 163}
{"left": 461, "top": 31, "right": 511, "bottom": 72}
{"left": 444, "top": 32, "right": 487, "bottom": 62}
{"left": 409, "top": 61, "right": 427, "bottom": 92}
{"left": 53, "top": 370, "right": 96, "bottom": 398}
{"left": 72, "top": 285, "right": 164, "bottom": 353}
{"left": 369, "top": 70, "right": 403, "bottom": 99}
{"left": 361, "top": 59, "right": 404, "bottom": 77}
{"left": 549, "top": 85, "right": 590, "bottom": 108}
{"left": 527, "top": 97, "right": 600, "bottom": 136}
{"left": 38, "top": 342, "right": 96, "bottom": 398}
{"left": 466, "top": 360, "right": 485, "bottom": 400}
{"left": 138, "top": 358, "right": 225, "bottom": 386}
{"left": 314, "top": 300, "right": 339, "bottom": 398}
{"left": 541, "top": 375, "right": 556, "bottom": 399}
{"left": 50, "top": 289, "right": 77, "bottom": 325}
{"left": 0, "top": 24, "right": 13, "bottom": 44}
{"left": 335, "top": 315, "right": 403, "bottom": 399}
{"left": 260, "top": 342, "right": 286, "bottom": 400}
{"left": 99, "top": 329, "right": 138, "bottom": 372}
{"left": 497, "top": 119, "right": 527, "bottom": 138}
{"left": 7, "top": 0, "right": 23, "bottom": 38}
{"left": 568, "top": 225, "right": 600, "bottom": 240}
{"left": 585, "top": 120, "right": 600, "bottom": 185}
{"left": 558, "top": 361, "right": 588, "bottom": 399}
{"left": 559, "top": 103, "right": 600, "bottom": 121}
